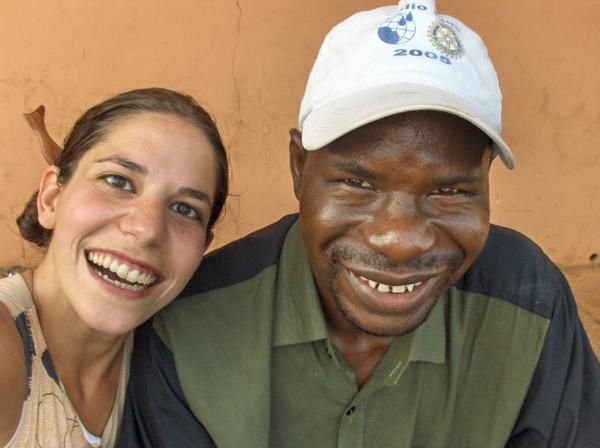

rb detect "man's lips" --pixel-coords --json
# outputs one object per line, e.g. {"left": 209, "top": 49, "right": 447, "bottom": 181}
{"left": 345, "top": 268, "right": 441, "bottom": 312}
{"left": 345, "top": 264, "right": 443, "bottom": 291}
{"left": 357, "top": 275, "right": 423, "bottom": 294}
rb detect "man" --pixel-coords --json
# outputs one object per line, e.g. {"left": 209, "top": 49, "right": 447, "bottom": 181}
{"left": 120, "top": 1, "right": 599, "bottom": 446}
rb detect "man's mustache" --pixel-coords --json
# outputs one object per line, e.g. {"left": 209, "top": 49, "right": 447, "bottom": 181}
{"left": 330, "top": 244, "right": 463, "bottom": 272}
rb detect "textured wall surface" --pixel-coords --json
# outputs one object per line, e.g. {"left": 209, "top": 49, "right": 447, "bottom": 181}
{"left": 0, "top": 0, "right": 598, "bottom": 269}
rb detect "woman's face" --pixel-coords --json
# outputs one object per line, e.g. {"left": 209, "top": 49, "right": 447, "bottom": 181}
{"left": 37, "top": 112, "right": 218, "bottom": 335}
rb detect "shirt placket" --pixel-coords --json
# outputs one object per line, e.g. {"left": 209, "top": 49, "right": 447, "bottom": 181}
{"left": 337, "top": 399, "right": 365, "bottom": 448}
{"left": 326, "top": 337, "right": 412, "bottom": 448}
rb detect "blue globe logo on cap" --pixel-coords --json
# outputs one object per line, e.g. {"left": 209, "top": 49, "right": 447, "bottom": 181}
{"left": 378, "top": 12, "right": 417, "bottom": 44}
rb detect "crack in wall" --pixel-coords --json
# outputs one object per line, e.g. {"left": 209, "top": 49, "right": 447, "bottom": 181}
{"left": 230, "top": 0, "right": 243, "bottom": 148}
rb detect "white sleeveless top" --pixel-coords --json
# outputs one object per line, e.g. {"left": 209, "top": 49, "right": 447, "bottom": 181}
{"left": 0, "top": 274, "right": 133, "bottom": 448}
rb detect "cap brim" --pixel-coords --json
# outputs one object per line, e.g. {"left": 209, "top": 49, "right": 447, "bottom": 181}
{"left": 301, "top": 83, "right": 516, "bottom": 169}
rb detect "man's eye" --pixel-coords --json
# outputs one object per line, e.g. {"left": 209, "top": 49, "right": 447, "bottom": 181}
{"left": 432, "top": 187, "right": 461, "bottom": 196}
{"left": 104, "top": 175, "right": 133, "bottom": 192}
{"left": 170, "top": 202, "right": 201, "bottom": 221}
{"left": 343, "top": 178, "right": 374, "bottom": 189}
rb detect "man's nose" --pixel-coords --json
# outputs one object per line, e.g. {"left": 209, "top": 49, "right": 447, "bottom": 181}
{"left": 118, "top": 199, "right": 167, "bottom": 246}
{"left": 361, "top": 193, "right": 435, "bottom": 263}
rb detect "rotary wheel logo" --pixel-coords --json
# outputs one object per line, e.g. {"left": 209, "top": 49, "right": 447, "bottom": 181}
{"left": 428, "top": 19, "right": 464, "bottom": 59}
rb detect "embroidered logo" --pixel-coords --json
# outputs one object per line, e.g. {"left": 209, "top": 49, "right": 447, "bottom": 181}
{"left": 428, "top": 19, "right": 464, "bottom": 59}
{"left": 378, "top": 12, "right": 417, "bottom": 45}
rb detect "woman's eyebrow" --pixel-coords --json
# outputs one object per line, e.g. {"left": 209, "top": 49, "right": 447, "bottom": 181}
{"left": 94, "top": 155, "right": 213, "bottom": 206}
{"left": 178, "top": 187, "right": 213, "bottom": 207}
{"left": 94, "top": 155, "right": 147, "bottom": 175}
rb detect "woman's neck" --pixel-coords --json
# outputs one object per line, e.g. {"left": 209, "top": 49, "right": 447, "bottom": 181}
{"left": 26, "top": 266, "right": 126, "bottom": 373}
{"left": 24, "top": 265, "right": 128, "bottom": 435}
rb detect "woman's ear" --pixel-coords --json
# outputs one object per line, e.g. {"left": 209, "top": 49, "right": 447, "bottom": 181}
{"left": 37, "top": 166, "right": 62, "bottom": 230}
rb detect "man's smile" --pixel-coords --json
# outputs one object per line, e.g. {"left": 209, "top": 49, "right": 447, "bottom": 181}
{"left": 343, "top": 268, "right": 440, "bottom": 314}
{"left": 357, "top": 275, "right": 423, "bottom": 294}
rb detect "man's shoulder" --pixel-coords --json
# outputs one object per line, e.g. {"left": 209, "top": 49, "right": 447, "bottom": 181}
{"left": 458, "top": 224, "right": 567, "bottom": 319}
{"left": 178, "top": 214, "right": 299, "bottom": 298}
{"left": 152, "top": 214, "right": 299, "bottom": 349}
{"left": 480, "top": 224, "right": 550, "bottom": 266}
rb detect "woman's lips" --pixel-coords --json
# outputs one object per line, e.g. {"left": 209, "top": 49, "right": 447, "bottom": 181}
{"left": 85, "top": 249, "right": 162, "bottom": 296}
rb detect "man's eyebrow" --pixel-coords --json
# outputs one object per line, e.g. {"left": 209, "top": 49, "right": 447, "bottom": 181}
{"left": 178, "top": 187, "right": 213, "bottom": 207}
{"left": 94, "top": 156, "right": 147, "bottom": 175}
{"left": 332, "top": 160, "right": 375, "bottom": 179}
{"left": 435, "top": 173, "right": 482, "bottom": 185}
{"left": 333, "top": 159, "right": 483, "bottom": 185}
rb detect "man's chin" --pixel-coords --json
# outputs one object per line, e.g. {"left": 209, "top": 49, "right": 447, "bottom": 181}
{"left": 334, "top": 295, "right": 438, "bottom": 338}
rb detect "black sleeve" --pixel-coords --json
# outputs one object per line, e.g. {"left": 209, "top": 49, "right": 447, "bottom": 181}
{"left": 508, "top": 269, "right": 600, "bottom": 447}
{"left": 117, "top": 320, "right": 216, "bottom": 448}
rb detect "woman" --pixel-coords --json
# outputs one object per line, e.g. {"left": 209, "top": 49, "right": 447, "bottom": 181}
{"left": 0, "top": 88, "right": 229, "bottom": 447}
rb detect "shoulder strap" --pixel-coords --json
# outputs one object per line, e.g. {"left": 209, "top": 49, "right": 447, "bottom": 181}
{"left": 0, "top": 274, "right": 34, "bottom": 317}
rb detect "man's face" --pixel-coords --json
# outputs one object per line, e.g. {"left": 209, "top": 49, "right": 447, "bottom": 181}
{"left": 290, "top": 111, "right": 492, "bottom": 338}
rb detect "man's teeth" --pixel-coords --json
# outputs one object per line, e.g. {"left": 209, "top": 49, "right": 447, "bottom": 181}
{"left": 87, "top": 252, "right": 157, "bottom": 287}
{"left": 361, "top": 276, "right": 422, "bottom": 294}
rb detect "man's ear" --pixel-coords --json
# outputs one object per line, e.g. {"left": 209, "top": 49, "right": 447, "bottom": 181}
{"left": 289, "top": 129, "right": 307, "bottom": 201}
{"left": 37, "top": 166, "right": 62, "bottom": 230}
{"left": 488, "top": 148, "right": 495, "bottom": 169}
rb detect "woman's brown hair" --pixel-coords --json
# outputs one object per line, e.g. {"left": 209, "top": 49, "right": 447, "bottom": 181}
{"left": 17, "top": 87, "right": 229, "bottom": 247}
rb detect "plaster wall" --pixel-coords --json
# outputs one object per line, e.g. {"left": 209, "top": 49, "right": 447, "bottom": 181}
{"left": 0, "top": 0, "right": 598, "bottom": 269}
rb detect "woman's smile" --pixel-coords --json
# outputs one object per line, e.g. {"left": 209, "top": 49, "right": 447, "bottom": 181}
{"left": 85, "top": 249, "right": 161, "bottom": 294}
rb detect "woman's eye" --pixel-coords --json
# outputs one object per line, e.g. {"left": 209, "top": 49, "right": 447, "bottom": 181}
{"left": 170, "top": 202, "right": 201, "bottom": 221}
{"left": 104, "top": 174, "right": 133, "bottom": 192}
{"left": 343, "top": 178, "right": 374, "bottom": 189}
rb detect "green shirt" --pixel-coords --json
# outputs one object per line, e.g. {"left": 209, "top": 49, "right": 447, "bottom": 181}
{"left": 120, "top": 215, "right": 600, "bottom": 447}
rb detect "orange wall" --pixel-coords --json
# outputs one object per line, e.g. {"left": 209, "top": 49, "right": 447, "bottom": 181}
{"left": 1, "top": 0, "right": 598, "bottom": 269}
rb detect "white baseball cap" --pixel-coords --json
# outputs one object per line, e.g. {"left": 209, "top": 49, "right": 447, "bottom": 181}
{"left": 299, "top": 0, "right": 515, "bottom": 169}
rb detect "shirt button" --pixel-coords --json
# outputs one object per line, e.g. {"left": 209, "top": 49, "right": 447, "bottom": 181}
{"left": 346, "top": 406, "right": 356, "bottom": 416}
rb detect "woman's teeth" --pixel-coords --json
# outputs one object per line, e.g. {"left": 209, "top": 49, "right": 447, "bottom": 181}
{"left": 359, "top": 276, "right": 422, "bottom": 294}
{"left": 87, "top": 251, "right": 157, "bottom": 290}
{"left": 99, "top": 275, "right": 147, "bottom": 292}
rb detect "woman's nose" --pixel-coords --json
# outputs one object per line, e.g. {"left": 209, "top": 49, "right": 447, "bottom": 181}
{"left": 118, "top": 199, "right": 167, "bottom": 246}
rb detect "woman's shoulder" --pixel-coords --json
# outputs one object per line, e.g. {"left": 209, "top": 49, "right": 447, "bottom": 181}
{"left": 0, "top": 301, "right": 26, "bottom": 446}
{"left": 0, "top": 273, "right": 34, "bottom": 315}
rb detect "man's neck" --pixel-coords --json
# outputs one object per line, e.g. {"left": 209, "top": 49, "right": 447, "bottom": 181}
{"left": 327, "top": 323, "right": 395, "bottom": 388}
